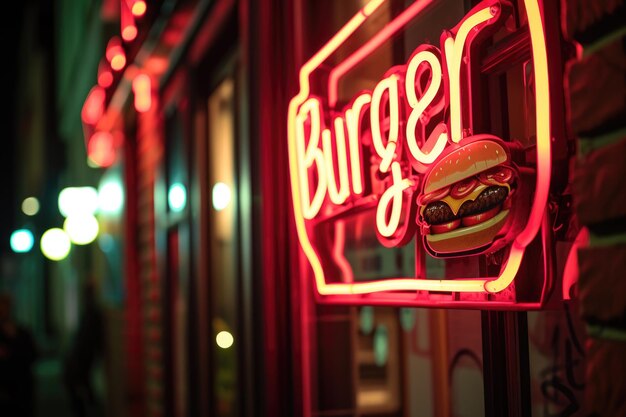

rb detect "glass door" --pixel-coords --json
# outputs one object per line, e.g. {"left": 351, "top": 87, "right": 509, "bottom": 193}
{"left": 164, "top": 108, "right": 191, "bottom": 417}
{"left": 206, "top": 76, "right": 239, "bottom": 417}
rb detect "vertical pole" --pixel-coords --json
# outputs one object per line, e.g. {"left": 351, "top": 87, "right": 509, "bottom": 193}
{"left": 481, "top": 311, "right": 531, "bottom": 417}
{"left": 430, "top": 309, "right": 451, "bottom": 417}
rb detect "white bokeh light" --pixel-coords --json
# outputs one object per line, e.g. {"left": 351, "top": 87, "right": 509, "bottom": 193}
{"left": 168, "top": 183, "right": 187, "bottom": 212}
{"left": 216, "top": 331, "right": 234, "bottom": 349}
{"left": 98, "top": 181, "right": 124, "bottom": 214}
{"left": 58, "top": 187, "right": 98, "bottom": 217}
{"left": 212, "top": 182, "right": 231, "bottom": 211}
{"left": 64, "top": 214, "right": 100, "bottom": 245}
{"left": 40, "top": 228, "right": 71, "bottom": 261}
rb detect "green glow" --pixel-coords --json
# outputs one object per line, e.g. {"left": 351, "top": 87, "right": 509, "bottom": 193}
{"left": 168, "top": 183, "right": 187, "bottom": 212}
{"left": 359, "top": 306, "right": 374, "bottom": 335}
{"left": 10, "top": 229, "right": 34, "bottom": 253}
{"left": 374, "top": 325, "right": 389, "bottom": 367}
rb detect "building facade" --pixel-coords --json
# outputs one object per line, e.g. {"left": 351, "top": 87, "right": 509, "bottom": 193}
{"left": 9, "top": 0, "right": 625, "bottom": 416}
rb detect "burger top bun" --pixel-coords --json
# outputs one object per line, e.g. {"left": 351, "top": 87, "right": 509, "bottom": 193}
{"left": 423, "top": 139, "right": 508, "bottom": 195}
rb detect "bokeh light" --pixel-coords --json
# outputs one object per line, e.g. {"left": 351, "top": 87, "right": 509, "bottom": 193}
{"left": 359, "top": 306, "right": 374, "bottom": 335}
{"left": 122, "top": 25, "right": 138, "bottom": 42}
{"left": 97, "top": 61, "right": 114, "bottom": 88}
{"left": 132, "top": 74, "right": 151, "bottom": 112}
{"left": 22, "top": 197, "right": 40, "bottom": 216}
{"left": 40, "top": 228, "right": 71, "bottom": 261}
{"left": 211, "top": 182, "right": 231, "bottom": 211}
{"left": 98, "top": 181, "right": 124, "bottom": 214}
{"left": 168, "top": 183, "right": 187, "bottom": 212}
{"left": 64, "top": 214, "right": 100, "bottom": 245}
{"left": 216, "top": 331, "right": 234, "bottom": 349}
{"left": 10, "top": 229, "right": 34, "bottom": 253}
{"left": 98, "top": 233, "right": 115, "bottom": 253}
{"left": 131, "top": 0, "right": 147, "bottom": 17}
{"left": 106, "top": 37, "right": 126, "bottom": 72}
{"left": 88, "top": 132, "right": 116, "bottom": 168}
{"left": 58, "top": 187, "right": 99, "bottom": 217}
{"left": 374, "top": 325, "right": 389, "bottom": 367}
{"left": 81, "top": 86, "right": 105, "bottom": 125}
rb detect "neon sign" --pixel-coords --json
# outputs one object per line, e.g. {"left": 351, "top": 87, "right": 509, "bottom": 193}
{"left": 287, "top": 0, "right": 556, "bottom": 308}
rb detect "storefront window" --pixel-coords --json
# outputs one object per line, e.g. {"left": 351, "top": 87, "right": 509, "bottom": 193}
{"left": 297, "top": 1, "right": 586, "bottom": 416}
{"left": 207, "top": 77, "right": 238, "bottom": 416}
{"left": 165, "top": 109, "right": 191, "bottom": 417}
{"left": 527, "top": 305, "right": 588, "bottom": 416}
{"left": 352, "top": 306, "right": 485, "bottom": 416}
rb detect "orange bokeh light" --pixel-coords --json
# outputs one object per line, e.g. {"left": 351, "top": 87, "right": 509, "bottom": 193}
{"left": 88, "top": 131, "right": 116, "bottom": 167}
{"left": 132, "top": 74, "right": 152, "bottom": 113}
{"left": 122, "top": 25, "right": 138, "bottom": 41}
{"left": 121, "top": 0, "right": 137, "bottom": 42}
{"left": 111, "top": 55, "right": 126, "bottom": 71}
{"left": 131, "top": 0, "right": 146, "bottom": 17}
{"left": 106, "top": 37, "right": 126, "bottom": 71}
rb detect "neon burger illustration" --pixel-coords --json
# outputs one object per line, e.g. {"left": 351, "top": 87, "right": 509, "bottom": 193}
{"left": 286, "top": 0, "right": 554, "bottom": 304}
{"left": 417, "top": 137, "right": 517, "bottom": 256}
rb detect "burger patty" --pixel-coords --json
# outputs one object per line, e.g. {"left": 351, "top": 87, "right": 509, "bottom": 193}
{"left": 423, "top": 186, "right": 509, "bottom": 225}
{"left": 458, "top": 186, "right": 508, "bottom": 217}
{"left": 423, "top": 201, "right": 456, "bottom": 225}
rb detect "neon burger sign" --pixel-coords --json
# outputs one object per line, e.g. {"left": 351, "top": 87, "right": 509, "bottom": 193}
{"left": 287, "top": 0, "right": 553, "bottom": 307}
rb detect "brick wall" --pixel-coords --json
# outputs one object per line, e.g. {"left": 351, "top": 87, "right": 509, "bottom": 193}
{"left": 562, "top": 1, "right": 626, "bottom": 415}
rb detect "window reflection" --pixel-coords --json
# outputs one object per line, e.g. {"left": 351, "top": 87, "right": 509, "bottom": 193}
{"left": 208, "top": 77, "right": 238, "bottom": 416}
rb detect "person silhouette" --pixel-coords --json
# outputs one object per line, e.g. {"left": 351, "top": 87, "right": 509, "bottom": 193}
{"left": 0, "top": 292, "right": 38, "bottom": 417}
{"left": 63, "top": 280, "right": 104, "bottom": 417}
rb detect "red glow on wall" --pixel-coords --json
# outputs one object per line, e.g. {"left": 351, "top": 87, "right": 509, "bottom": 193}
{"left": 132, "top": 74, "right": 151, "bottom": 113}
{"left": 81, "top": 86, "right": 106, "bottom": 125}
{"left": 287, "top": 0, "right": 557, "bottom": 308}
{"left": 130, "top": 0, "right": 146, "bottom": 17}
{"left": 106, "top": 37, "right": 126, "bottom": 71}
{"left": 88, "top": 131, "right": 116, "bottom": 167}
{"left": 145, "top": 56, "right": 169, "bottom": 76}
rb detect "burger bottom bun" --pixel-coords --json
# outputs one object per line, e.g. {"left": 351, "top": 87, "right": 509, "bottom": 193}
{"left": 425, "top": 209, "right": 509, "bottom": 255}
